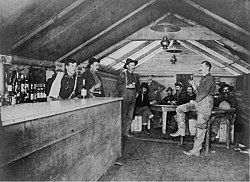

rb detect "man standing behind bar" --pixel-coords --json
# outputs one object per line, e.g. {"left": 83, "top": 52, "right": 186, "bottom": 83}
{"left": 117, "top": 58, "right": 140, "bottom": 138}
{"left": 47, "top": 59, "right": 79, "bottom": 100}
{"left": 82, "top": 58, "right": 104, "bottom": 98}
{"left": 171, "top": 61, "right": 216, "bottom": 156}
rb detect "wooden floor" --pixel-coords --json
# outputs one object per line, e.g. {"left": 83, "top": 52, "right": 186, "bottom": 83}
{"left": 99, "top": 135, "right": 249, "bottom": 181}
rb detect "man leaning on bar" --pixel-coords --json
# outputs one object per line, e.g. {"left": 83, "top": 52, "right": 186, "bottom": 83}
{"left": 46, "top": 59, "right": 80, "bottom": 101}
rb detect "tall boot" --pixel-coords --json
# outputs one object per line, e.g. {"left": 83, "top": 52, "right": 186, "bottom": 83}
{"left": 124, "top": 119, "right": 134, "bottom": 138}
{"left": 142, "top": 125, "right": 149, "bottom": 134}
{"left": 170, "top": 114, "right": 185, "bottom": 137}
{"left": 183, "top": 128, "right": 207, "bottom": 156}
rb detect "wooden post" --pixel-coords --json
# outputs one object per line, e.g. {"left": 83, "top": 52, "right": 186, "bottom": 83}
{"left": 0, "top": 61, "right": 4, "bottom": 96}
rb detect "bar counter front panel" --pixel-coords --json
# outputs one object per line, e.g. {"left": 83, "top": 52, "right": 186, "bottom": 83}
{"left": 0, "top": 97, "right": 122, "bottom": 181}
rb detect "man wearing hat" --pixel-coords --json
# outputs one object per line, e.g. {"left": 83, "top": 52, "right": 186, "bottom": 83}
{"left": 184, "top": 84, "right": 196, "bottom": 103}
{"left": 79, "top": 57, "right": 104, "bottom": 98}
{"left": 215, "top": 83, "right": 236, "bottom": 108}
{"left": 47, "top": 58, "right": 79, "bottom": 100}
{"left": 134, "top": 82, "right": 154, "bottom": 134}
{"left": 210, "top": 83, "right": 237, "bottom": 141}
{"left": 116, "top": 58, "right": 140, "bottom": 138}
{"left": 172, "top": 82, "right": 186, "bottom": 105}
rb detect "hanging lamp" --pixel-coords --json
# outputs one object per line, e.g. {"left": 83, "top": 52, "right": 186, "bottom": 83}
{"left": 166, "top": 40, "right": 182, "bottom": 53}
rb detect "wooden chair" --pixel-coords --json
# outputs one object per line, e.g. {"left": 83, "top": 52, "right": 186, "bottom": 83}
{"left": 205, "top": 112, "right": 236, "bottom": 153}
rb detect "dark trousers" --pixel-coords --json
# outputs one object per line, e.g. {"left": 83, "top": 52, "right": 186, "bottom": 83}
{"left": 121, "top": 90, "right": 136, "bottom": 134}
{"left": 135, "top": 106, "right": 152, "bottom": 124}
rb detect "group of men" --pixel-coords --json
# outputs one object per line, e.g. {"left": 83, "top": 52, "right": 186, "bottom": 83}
{"left": 117, "top": 59, "right": 230, "bottom": 157}
{"left": 46, "top": 57, "right": 236, "bottom": 157}
{"left": 46, "top": 58, "right": 104, "bottom": 100}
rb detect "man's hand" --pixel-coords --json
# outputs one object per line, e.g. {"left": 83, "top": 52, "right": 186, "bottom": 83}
{"left": 89, "top": 86, "right": 95, "bottom": 93}
{"left": 190, "top": 100, "right": 196, "bottom": 105}
{"left": 126, "top": 83, "right": 135, "bottom": 89}
{"left": 171, "top": 100, "right": 177, "bottom": 105}
{"left": 95, "top": 82, "right": 101, "bottom": 89}
{"left": 150, "top": 100, "right": 157, "bottom": 105}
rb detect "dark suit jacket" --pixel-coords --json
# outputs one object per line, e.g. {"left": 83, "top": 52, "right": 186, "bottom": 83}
{"left": 80, "top": 69, "right": 105, "bottom": 98}
{"left": 45, "top": 72, "right": 79, "bottom": 100}
{"left": 135, "top": 92, "right": 150, "bottom": 108}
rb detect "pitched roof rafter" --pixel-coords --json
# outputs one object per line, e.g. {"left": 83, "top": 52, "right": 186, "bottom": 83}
{"left": 55, "top": 0, "right": 157, "bottom": 62}
{"left": 179, "top": 40, "right": 242, "bottom": 76}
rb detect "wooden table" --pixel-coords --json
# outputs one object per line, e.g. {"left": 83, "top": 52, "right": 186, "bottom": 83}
{"left": 150, "top": 104, "right": 177, "bottom": 134}
{"left": 205, "top": 107, "right": 236, "bottom": 153}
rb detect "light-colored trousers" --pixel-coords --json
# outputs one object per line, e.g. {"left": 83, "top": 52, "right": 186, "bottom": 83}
{"left": 176, "top": 96, "right": 214, "bottom": 152}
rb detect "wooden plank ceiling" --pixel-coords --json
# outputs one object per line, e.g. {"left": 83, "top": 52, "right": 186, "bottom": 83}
{"left": 0, "top": 0, "right": 249, "bottom": 76}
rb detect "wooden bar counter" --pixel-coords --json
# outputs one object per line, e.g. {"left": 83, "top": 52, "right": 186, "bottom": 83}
{"left": 0, "top": 97, "right": 122, "bottom": 181}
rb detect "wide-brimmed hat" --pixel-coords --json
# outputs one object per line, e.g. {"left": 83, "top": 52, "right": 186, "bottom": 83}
{"left": 88, "top": 57, "right": 100, "bottom": 66}
{"left": 141, "top": 82, "right": 148, "bottom": 89}
{"left": 219, "top": 83, "right": 234, "bottom": 93}
{"left": 166, "top": 87, "right": 173, "bottom": 92}
{"left": 174, "top": 82, "right": 183, "bottom": 88}
{"left": 123, "top": 58, "right": 138, "bottom": 69}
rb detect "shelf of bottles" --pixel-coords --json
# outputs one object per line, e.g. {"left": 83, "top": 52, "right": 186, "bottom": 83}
{"left": 3, "top": 69, "right": 47, "bottom": 106}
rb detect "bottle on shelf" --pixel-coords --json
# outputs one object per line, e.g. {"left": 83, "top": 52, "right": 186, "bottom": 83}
{"left": 24, "top": 75, "right": 30, "bottom": 103}
{"left": 29, "top": 83, "right": 34, "bottom": 102}
{"left": 42, "top": 83, "right": 47, "bottom": 102}
{"left": 33, "top": 83, "right": 37, "bottom": 102}
{"left": 15, "top": 71, "right": 21, "bottom": 104}
{"left": 20, "top": 74, "right": 25, "bottom": 103}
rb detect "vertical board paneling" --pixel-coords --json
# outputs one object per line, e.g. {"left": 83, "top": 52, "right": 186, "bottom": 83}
{"left": 0, "top": 100, "right": 122, "bottom": 181}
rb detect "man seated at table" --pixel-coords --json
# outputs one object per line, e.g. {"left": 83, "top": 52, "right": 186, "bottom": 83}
{"left": 134, "top": 83, "right": 155, "bottom": 134}
{"left": 183, "top": 84, "right": 196, "bottom": 103}
{"left": 146, "top": 75, "right": 166, "bottom": 104}
{"left": 182, "top": 84, "right": 197, "bottom": 135}
{"left": 158, "top": 87, "right": 175, "bottom": 105}
{"left": 210, "top": 83, "right": 237, "bottom": 141}
{"left": 172, "top": 82, "right": 186, "bottom": 105}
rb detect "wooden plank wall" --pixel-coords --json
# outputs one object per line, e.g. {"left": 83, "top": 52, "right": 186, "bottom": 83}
{"left": 0, "top": 101, "right": 122, "bottom": 181}
{"left": 99, "top": 71, "right": 118, "bottom": 97}
{"left": 234, "top": 74, "right": 250, "bottom": 147}
{"left": 136, "top": 50, "right": 235, "bottom": 99}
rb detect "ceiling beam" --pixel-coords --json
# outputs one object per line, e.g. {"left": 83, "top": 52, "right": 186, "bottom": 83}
{"left": 94, "top": 40, "right": 131, "bottom": 61}
{"left": 11, "top": 0, "right": 87, "bottom": 51}
{"left": 127, "top": 26, "right": 222, "bottom": 40}
{"left": 170, "top": 0, "right": 250, "bottom": 49}
{"left": 198, "top": 40, "right": 250, "bottom": 69}
{"left": 105, "top": 41, "right": 153, "bottom": 70}
{"left": 135, "top": 46, "right": 162, "bottom": 67}
{"left": 179, "top": 40, "right": 242, "bottom": 76}
{"left": 56, "top": 0, "right": 157, "bottom": 62}
{"left": 174, "top": 13, "right": 250, "bottom": 58}
{"left": 116, "top": 43, "right": 162, "bottom": 73}
{"left": 183, "top": 0, "right": 250, "bottom": 36}
{"left": 12, "top": 55, "right": 54, "bottom": 67}
{"left": 191, "top": 40, "right": 250, "bottom": 74}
